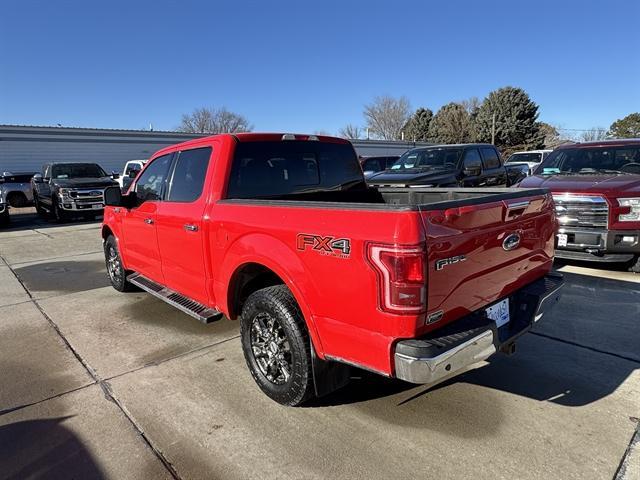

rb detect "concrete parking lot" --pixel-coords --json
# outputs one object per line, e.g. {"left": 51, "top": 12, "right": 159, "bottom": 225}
{"left": 1, "top": 208, "right": 638, "bottom": 480}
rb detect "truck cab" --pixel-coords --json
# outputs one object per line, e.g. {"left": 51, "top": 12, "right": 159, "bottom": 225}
{"left": 366, "top": 143, "right": 528, "bottom": 188}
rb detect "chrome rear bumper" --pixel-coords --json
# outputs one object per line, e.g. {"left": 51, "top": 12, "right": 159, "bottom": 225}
{"left": 394, "top": 272, "right": 564, "bottom": 384}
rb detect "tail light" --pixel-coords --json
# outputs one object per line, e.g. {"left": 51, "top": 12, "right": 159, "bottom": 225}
{"left": 367, "top": 244, "right": 426, "bottom": 314}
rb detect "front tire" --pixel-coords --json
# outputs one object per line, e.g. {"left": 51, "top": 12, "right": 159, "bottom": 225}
{"left": 240, "top": 285, "right": 314, "bottom": 406}
{"left": 51, "top": 197, "right": 66, "bottom": 222}
{"left": 104, "top": 235, "right": 136, "bottom": 292}
{"left": 0, "top": 209, "right": 9, "bottom": 227}
{"left": 629, "top": 255, "right": 640, "bottom": 274}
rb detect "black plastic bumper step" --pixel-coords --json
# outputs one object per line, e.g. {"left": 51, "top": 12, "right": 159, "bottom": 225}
{"left": 127, "top": 273, "right": 223, "bottom": 324}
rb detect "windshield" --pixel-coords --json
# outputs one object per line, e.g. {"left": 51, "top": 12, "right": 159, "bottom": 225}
{"left": 51, "top": 163, "right": 107, "bottom": 179}
{"left": 390, "top": 147, "right": 463, "bottom": 171}
{"left": 506, "top": 152, "right": 542, "bottom": 164}
{"left": 226, "top": 141, "right": 364, "bottom": 199}
{"left": 538, "top": 146, "right": 640, "bottom": 175}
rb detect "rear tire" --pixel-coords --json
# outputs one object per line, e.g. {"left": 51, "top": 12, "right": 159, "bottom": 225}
{"left": 629, "top": 255, "right": 640, "bottom": 274}
{"left": 240, "top": 285, "right": 314, "bottom": 406}
{"left": 104, "top": 235, "right": 136, "bottom": 292}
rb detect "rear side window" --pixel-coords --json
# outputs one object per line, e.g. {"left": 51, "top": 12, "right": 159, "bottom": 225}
{"left": 363, "top": 158, "right": 383, "bottom": 172}
{"left": 226, "top": 141, "right": 362, "bottom": 199}
{"left": 480, "top": 148, "right": 501, "bottom": 169}
{"left": 135, "top": 154, "right": 172, "bottom": 204}
{"left": 167, "top": 147, "right": 212, "bottom": 202}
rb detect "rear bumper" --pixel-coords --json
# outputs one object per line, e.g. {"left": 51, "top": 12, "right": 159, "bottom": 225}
{"left": 393, "top": 272, "right": 564, "bottom": 384}
{"left": 554, "top": 227, "right": 640, "bottom": 262}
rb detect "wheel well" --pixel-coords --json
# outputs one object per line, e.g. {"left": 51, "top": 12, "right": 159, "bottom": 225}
{"left": 228, "top": 263, "right": 285, "bottom": 319}
{"left": 6, "top": 191, "right": 27, "bottom": 207}
{"left": 101, "top": 225, "right": 113, "bottom": 240}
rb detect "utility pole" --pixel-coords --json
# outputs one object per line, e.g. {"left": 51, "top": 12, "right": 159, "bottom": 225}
{"left": 491, "top": 113, "right": 496, "bottom": 145}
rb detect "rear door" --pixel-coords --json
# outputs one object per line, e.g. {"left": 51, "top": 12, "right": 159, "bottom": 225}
{"left": 459, "top": 149, "right": 483, "bottom": 187}
{"left": 121, "top": 153, "right": 173, "bottom": 283}
{"left": 419, "top": 192, "right": 555, "bottom": 329}
{"left": 156, "top": 146, "right": 213, "bottom": 304}
{"left": 479, "top": 147, "right": 508, "bottom": 186}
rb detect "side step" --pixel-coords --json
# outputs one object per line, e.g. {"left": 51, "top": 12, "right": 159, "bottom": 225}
{"left": 127, "top": 273, "right": 223, "bottom": 324}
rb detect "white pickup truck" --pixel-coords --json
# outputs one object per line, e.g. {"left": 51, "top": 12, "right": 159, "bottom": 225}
{"left": 117, "top": 160, "right": 147, "bottom": 192}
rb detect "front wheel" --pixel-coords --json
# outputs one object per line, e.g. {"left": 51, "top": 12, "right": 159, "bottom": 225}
{"left": 240, "top": 285, "right": 314, "bottom": 406}
{"left": 51, "top": 197, "right": 66, "bottom": 222}
{"left": 104, "top": 235, "right": 136, "bottom": 292}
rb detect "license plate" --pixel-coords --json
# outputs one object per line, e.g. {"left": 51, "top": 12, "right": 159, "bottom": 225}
{"left": 92, "top": 204, "right": 103, "bottom": 210}
{"left": 557, "top": 233, "right": 568, "bottom": 247}
{"left": 486, "top": 298, "right": 510, "bottom": 328}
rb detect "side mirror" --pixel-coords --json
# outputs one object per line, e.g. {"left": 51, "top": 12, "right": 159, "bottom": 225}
{"left": 111, "top": 172, "right": 120, "bottom": 180}
{"left": 33, "top": 174, "right": 43, "bottom": 183}
{"left": 463, "top": 165, "right": 481, "bottom": 177}
{"left": 104, "top": 186, "right": 123, "bottom": 207}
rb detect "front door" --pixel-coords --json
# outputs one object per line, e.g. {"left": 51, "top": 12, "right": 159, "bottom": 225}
{"left": 156, "top": 146, "right": 213, "bottom": 304}
{"left": 121, "top": 153, "right": 173, "bottom": 283}
{"left": 479, "top": 147, "right": 508, "bottom": 186}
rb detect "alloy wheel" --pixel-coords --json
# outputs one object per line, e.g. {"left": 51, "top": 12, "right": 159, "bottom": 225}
{"left": 250, "top": 312, "right": 292, "bottom": 385}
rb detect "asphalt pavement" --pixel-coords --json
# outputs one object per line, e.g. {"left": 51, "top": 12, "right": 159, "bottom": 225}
{"left": 1, "top": 207, "right": 638, "bottom": 480}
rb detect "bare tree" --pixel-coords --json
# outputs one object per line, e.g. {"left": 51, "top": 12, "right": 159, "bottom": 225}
{"left": 313, "top": 130, "right": 332, "bottom": 136}
{"left": 580, "top": 127, "right": 608, "bottom": 142}
{"left": 338, "top": 124, "right": 362, "bottom": 139}
{"left": 178, "top": 107, "right": 253, "bottom": 134}
{"left": 363, "top": 95, "right": 411, "bottom": 140}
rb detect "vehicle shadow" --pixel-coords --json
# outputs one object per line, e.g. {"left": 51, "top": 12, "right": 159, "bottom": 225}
{"left": 13, "top": 258, "right": 110, "bottom": 296}
{"left": 2, "top": 207, "right": 101, "bottom": 233}
{"left": 0, "top": 417, "right": 106, "bottom": 479}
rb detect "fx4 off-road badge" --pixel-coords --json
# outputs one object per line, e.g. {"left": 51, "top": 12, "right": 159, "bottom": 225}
{"left": 296, "top": 234, "right": 351, "bottom": 259}
{"left": 435, "top": 254, "right": 466, "bottom": 271}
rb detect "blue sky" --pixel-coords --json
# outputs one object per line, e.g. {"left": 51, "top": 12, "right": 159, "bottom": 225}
{"left": 1, "top": 0, "right": 638, "bottom": 134}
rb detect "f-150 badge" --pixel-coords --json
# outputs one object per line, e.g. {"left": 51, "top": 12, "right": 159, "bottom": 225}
{"left": 296, "top": 233, "right": 351, "bottom": 258}
{"left": 435, "top": 254, "right": 466, "bottom": 271}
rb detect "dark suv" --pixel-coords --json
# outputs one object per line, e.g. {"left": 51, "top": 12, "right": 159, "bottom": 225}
{"left": 32, "top": 162, "right": 119, "bottom": 221}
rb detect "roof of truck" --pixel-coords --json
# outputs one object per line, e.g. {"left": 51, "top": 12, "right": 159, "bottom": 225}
{"left": 557, "top": 138, "right": 640, "bottom": 149}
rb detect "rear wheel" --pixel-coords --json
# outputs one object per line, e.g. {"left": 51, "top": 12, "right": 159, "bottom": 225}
{"left": 104, "top": 235, "right": 136, "bottom": 292}
{"left": 240, "top": 285, "right": 314, "bottom": 406}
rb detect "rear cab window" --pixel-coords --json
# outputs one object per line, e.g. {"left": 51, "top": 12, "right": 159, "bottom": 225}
{"left": 225, "top": 141, "right": 362, "bottom": 199}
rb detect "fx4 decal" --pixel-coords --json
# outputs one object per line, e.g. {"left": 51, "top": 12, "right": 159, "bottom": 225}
{"left": 296, "top": 233, "right": 351, "bottom": 258}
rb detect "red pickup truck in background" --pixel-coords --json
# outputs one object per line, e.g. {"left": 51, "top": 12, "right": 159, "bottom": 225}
{"left": 518, "top": 139, "right": 640, "bottom": 272}
{"left": 102, "top": 133, "right": 563, "bottom": 406}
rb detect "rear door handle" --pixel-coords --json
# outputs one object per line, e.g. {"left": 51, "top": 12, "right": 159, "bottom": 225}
{"left": 144, "top": 218, "right": 154, "bottom": 225}
{"left": 183, "top": 224, "right": 198, "bottom": 232}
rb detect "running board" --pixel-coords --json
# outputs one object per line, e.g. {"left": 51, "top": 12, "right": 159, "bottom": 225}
{"left": 127, "top": 273, "right": 223, "bottom": 324}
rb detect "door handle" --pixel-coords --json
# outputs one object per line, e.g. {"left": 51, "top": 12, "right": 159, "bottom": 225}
{"left": 183, "top": 224, "right": 198, "bottom": 232}
{"left": 144, "top": 218, "right": 154, "bottom": 225}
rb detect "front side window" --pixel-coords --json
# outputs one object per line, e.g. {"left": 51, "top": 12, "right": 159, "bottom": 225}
{"left": 135, "top": 154, "right": 172, "bottom": 204}
{"left": 480, "top": 148, "right": 501, "bottom": 169}
{"left": 167, "top": 147, "right": 212, "bottom": 202}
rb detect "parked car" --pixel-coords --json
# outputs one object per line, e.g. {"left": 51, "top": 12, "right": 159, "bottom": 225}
{"left": 0, "top": 171, "right": 35, "bottom": 208}
{"left": 518, "top": 139, "right": 640, "bottom": 272}
{"left": 32, "top": 162, "right": 119, "bottom": 221}
{"left": 118, "top": 159, "right": 147, "bottom": 192}
{"left": 505, "top": 150, "right": 552, "bottom": 175}
{"left": 360, "top": 155, "right": 400, "bottom": 178}
{"left": 366, "top": 144, "right": 528, "bottom": 188}
{"left": 102, "top": 133, "right": 563, "bottom": 406}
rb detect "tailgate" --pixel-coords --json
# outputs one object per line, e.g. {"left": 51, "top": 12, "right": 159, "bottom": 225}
{"left": 419, "top": 192, "right": 555, "bottom": 329}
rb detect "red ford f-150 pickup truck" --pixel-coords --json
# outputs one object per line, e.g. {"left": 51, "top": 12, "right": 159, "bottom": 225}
{"left": 519, "top": 139, "right": 640, "bottom": 272}
{"left": 102, "top": 133, "right": 563, "bottom": 406}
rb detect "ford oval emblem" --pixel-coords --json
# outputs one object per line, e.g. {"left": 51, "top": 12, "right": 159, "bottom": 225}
{"left": 502, "top": 233, "right": 521, "bottom": 251}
